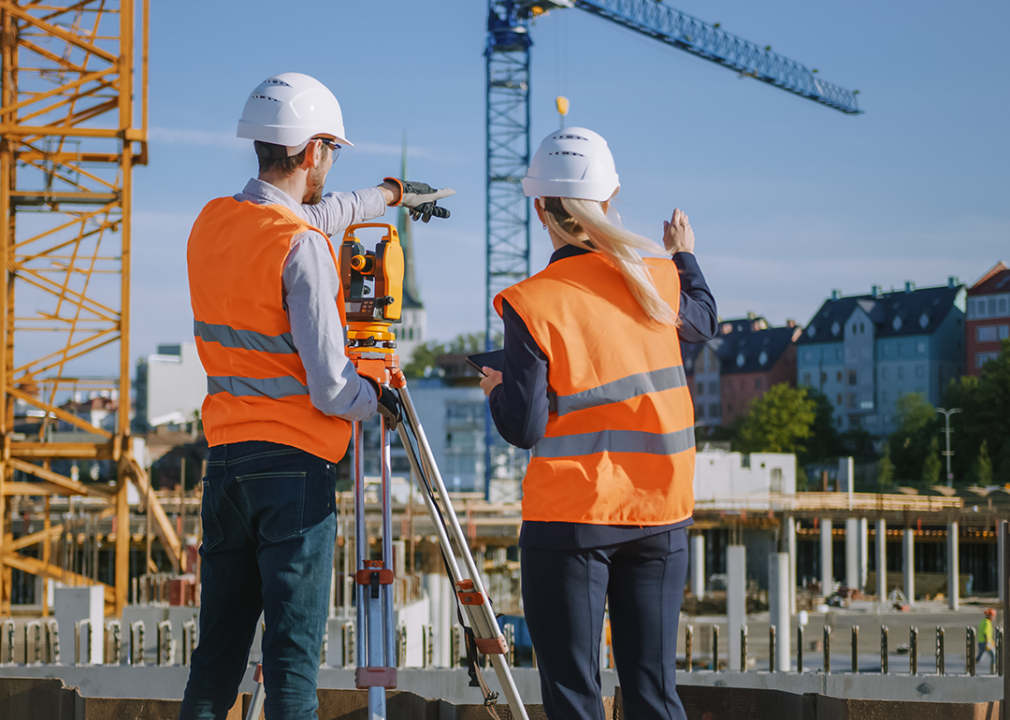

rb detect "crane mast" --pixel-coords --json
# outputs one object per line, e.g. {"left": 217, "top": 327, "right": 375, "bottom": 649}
{"left": 483, "top": 0, "right": 861, "bottom": 498}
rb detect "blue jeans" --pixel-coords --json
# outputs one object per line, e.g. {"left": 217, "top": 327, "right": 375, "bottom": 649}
{"left": 522, "top": 528, "right": 689, "bottom": 720}
{"left": 179, "top": 441, "right": 338, "bottom": 720}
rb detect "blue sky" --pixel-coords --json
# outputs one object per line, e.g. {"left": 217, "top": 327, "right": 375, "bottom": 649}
{"left": 131, "top": 0, "right": 1009, "bottom": 365}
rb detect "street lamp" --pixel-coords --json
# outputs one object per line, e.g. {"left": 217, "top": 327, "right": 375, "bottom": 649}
{"left": 936, "top": 407, "right": 962, "bottom": 487}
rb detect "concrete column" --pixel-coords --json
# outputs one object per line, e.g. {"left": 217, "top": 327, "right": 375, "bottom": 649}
{"left": 903, "top": 527, "right": 915, "bottom": 606}
{"left": 768, "top": 552, "right": 791, "bottom": 672}
{"left": 785, "top": 516, "right": 797, "bottom": 615}
{"left": 55, "top": 586, "right": 104, "bottom": 664}
{"left": 876, "top": 519, "right": 887, "bottom": 602}
{"left": 845, "top": 518, "right": 859, "bottom": 591}
{"left": 839, "top": 456, "right": 854, "bottom": 507}
{"left": 858, "top": 518, "right": 869, "bottom": 590}
{"left": 820, "top": 519, "right": 833, "bottom": 597}
{"left": 999, "top": 522, "right": 1005, "bottom": 604}
{"left": 727, "top": 545, "right": 746, "bottom": 672}
{"left": 691, "top": 532, "right": 706, "bottom": 600}
{"left": 947, "top": 521, "right": 960, "bottom": 611}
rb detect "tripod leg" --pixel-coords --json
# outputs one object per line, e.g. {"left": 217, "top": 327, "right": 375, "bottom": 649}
{"left": 397, "top": 386, "right": 530, "bottom": 720}
{"left": 380, "top": 418, "right": 396, "bottom": 669}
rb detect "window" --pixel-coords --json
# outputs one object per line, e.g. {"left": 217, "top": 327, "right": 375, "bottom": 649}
{"left": 882, "top": 345, "right": 890, "bottom": 358}
{"left": 976, "top": 298, "right": 987, "bottom": 317}
{"left": 820, "top": 372, "right": 827, "bottom": 383}
{"left": 1000, "top": 297, "right": 1008, "bottom": 315}
{"left": 708, "top": 403, "right": 720, "bottom": 418}
{"left": 848, "top": 393, "right": 857, "bottom": 408}
{"left": 770, "top": 468, "right": 783, "bottom": 493}
{"left": 836, "top": 394, "right": 843, "bottom": 406}
{"left": 848, "top": 370, "right": 857, "bottom": 386}
{"left": 898, "top": 366, "right": 905, "bottom": 380}
{"left": 848, "top": 414, "right": 862, "bottom": 428}
{"left": 977, "top": 351, "right": 1001, "bottom": 368}
{"left": 835, "top": 347, "right": 843, "bottom": 360}
{"left": 881, "top": 367, "right": 889, "bottom": 381}
{"left": 881, "top": 390, "right": 889, "bottom": 403}
{"left": 708, "top": 382, "right": 718, "bottom": 395}
{"left": 804, "top": 350, "right": 813, "bottom": 362}
{"left": 696, "top": 380, "right": 705, "bottom": 395}
{"left": 897, "top": 343, "right": 904, "bottom": 357}
{"left": 755, "top": 378, "right": 763, "bottom": 390}
{"left": 836, "top": 371, "right": 843, "bottom": 382}
{"left": 852, "top": 323, "right": 857, "bottom": 334}
{"left": 803, "top": 373, "right": 812, "bottom": 385}
{"left": 978, "top": 325, "right": 1010, "bottom": 342}
{"left": 915, "top": 364, "right": 925, "bottom": 379}
{"left": 696, "top": 404, "right": 705, "bottom": 418}
{"left": 916, "top": 341, "right": 926, "bottom": 355}
{"left": 860, "top": 322, "right": 865, "bottom": 333}
{"left": 990, "top": 297, "right": 998, "bottom": 315}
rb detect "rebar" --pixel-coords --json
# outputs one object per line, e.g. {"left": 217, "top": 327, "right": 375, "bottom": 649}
{"left": 936, "top": 626, "right": 944, "bottom": 676}
{"left": 131, "top": 621, "right": 145, "bottom": 666}
{"left": 797, "top": 624, "right": 803, "bottom": 674}
{"left": 769, "top": 625, "right": 776, "bottom": 672}
{"left": 45, "top": 620, "right": 59, "bottom": 664}
{"left": 450, "top": 626, "right": 461, "bottom": 668}
{"left": 107, "top": 620, "right": 121, "bottom": 665}
{"left": 851, "top": 626, "right": 858, "bottom": 674}
{"left": 343, "top": 622, "right": 355, "bottom": 669}
{"left": 740, "top": 626, "right": 747, "bottom": 672}
{"left": 4, "top": 620, "right": 14, "bottom": 664}
{"left": 909, "top": 626, "right": 918, "bottom": 676}
{"left": 26, "top": 621, "right": 41, "bottom": 665}
{"left": 967, "top": 626, "right": 976, "bottom": 676}
{"left": 182, "top": 621, "right": 196, "bottom": 666}
{"left": 997, "top": 625, "right": 1004, "bottom": 676}
{"left": 427, "top": 625, "right": 435, "bottom": 668}
{"left": 685, "top": 625, "right": 693, "bottom": 673}
{"left": 712, "top": 625, "right": 720, "bottom": 672}
{"left": 157, "top": 621, "right": 172, "bottom": 666}
{"left": 881, "top": 626, "right": 889, "bottom": 674}
{"left": 823, "top": 625, "right": 831, "bottom": 675}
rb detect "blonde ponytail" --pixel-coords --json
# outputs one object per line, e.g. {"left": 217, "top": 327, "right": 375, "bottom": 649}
{"left": 542, "top": 197, "right": 677, "bottom": 325}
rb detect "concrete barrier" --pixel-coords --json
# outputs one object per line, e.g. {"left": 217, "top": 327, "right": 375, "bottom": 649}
{"left": 1, "top": 676, "right": 1003, "bottom": 720}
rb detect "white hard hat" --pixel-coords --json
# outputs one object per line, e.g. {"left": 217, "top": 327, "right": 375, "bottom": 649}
{"left": 236, "top": 72, "right": 353, "bottom": 152}
{"left": 522, "top": 127, "right": 619, "bottom": 202}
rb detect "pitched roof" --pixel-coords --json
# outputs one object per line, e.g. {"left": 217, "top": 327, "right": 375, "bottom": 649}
{"left": 797, "top": 283, "right": 963, "bottom": 344}
{"left": 718, "top": 325, "right": 798, "bottom": 375}
{"left": 968, "top": 261, "right": 1010, "bottom": 296}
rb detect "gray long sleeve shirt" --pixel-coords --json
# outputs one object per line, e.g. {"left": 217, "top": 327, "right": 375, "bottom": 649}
{"left": 233, "top": 178, "right": 386, "bottom": 422}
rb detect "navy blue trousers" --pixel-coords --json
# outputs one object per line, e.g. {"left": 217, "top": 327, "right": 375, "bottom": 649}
{"left": 179, "top": 441, "right": 338, "bottom": 720}
{"left": 522, "top": 528, "right": 688, "bottom": 720}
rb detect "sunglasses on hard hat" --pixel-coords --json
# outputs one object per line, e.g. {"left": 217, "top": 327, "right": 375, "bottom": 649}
{"left": 315, "top": 137, "right": 341, "bottom": 159}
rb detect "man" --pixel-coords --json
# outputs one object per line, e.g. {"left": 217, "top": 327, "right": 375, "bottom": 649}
{"left": 977, "top": 607, "right": 997, "bottom": 672}
{"left": 179, "top": 72, "right": 452, "bottom": 720}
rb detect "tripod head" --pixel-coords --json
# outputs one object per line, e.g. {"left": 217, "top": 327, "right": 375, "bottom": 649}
{"left": 339, "top": 223, "right": 406, "bottom": 388}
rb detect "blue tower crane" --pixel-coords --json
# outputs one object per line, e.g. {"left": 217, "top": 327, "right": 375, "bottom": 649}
{"left": 483, "top": 0, "right": 861, "bottom": 498}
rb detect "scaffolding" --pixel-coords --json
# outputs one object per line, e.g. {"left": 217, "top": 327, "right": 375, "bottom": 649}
{"left": 0, "top": 0, "right": 180, "bottom": 617}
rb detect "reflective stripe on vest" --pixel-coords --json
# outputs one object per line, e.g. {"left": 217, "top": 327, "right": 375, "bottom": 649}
{"left": 207, "top": 375, "right": 309, "bottom": 399}
{"left": 532, "top": 426, "right": 695, "bottom": 458}
{"left": 195, "top": 320, "right": 297, "bottom": 355}
{"left": 548, "top": 364, "right": 687, "bottom": 416}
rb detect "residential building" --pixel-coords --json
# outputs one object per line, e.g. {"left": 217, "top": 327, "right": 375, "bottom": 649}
{"left": 719, "top": 320, "right": 800, "bottom": 425}
{"left": 965, "top": 261, "right": 1009, "bottom": 375}
{"left": 134, "top": 342, "right": 207, "bottom": 432}
{"left": 796, "top": 279, "right": 966, "bottom": 436}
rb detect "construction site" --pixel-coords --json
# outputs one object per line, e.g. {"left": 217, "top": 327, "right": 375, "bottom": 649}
{"left": 0, "top": 1, "right": 1007, "bottom": 719}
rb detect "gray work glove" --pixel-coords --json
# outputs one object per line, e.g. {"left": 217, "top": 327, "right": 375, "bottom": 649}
{"left": 384, "top": 177, "right": 455, "bottom": 222}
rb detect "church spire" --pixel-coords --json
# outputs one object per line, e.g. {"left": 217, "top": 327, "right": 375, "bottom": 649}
{"left": 397, "top": 131, "right": 422, "bottom": 309}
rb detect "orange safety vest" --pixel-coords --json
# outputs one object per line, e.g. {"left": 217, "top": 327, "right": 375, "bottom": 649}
{"left": 188, "top": 197, "right": 352, "bottom": 464}
{"left": 495, "top": 252, "right": 695, "bottom": 526}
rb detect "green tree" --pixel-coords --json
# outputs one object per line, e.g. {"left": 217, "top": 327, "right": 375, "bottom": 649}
{"left": 887, "top": 392, "right": 936, "bottom": 483}
{"left": 973, "top": 439, "right": 994, "bottom": 486}
{"left": 737, "top": 384, "right": 816, "bottom": 455}
{"left": 921, "top": 436, "right": 941, "bottom": 485}
{"left": 402, "top": 332, "right": 490, "bottom": 379}
{"left": 797, "top": 388, "right": 843, "bottom": 465}
{"left": 877, "top": 443, "right": 895, "bottom": 490}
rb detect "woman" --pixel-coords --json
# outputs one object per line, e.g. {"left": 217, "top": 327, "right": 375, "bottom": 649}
{"left": 480, "top": 127, "right": 717, "bottom": 719}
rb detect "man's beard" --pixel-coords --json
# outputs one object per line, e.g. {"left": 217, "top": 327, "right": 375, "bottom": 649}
{"left": 304, "top": 164, "right": 326, "bottom": 205}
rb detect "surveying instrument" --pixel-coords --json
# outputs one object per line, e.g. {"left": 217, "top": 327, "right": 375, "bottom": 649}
{"left": 292, "top": 223, "right": 524, "bottom": 719}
